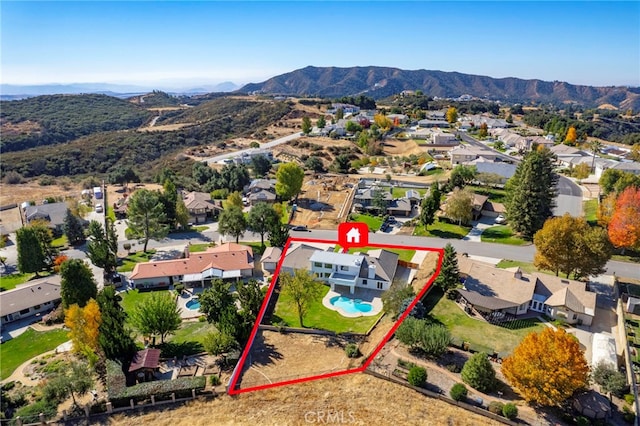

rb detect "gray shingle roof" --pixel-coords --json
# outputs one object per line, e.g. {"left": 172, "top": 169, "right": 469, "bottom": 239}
{"left": 0, "top": 275, "right": 62, "bottom": 316}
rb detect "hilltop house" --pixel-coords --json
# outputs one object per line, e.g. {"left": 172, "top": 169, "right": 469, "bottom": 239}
{"left": 449, "top": 145, "right": 498, "bottom": 165}
{"left": 244, "top": 179, "right": 277, "bottom": 205}
{"left": 456, "top": 258, "right": 596, "bottom": 326}
{"left": 1, "top": 276, "right": 62, "bottom": 325}
{"left": 129, "top": 243, "right": 254, "bottom": 290}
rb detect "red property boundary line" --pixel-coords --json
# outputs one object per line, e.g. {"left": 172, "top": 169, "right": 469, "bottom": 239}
{"left": 227, "top": 235, "right": 444, "bottom": 395}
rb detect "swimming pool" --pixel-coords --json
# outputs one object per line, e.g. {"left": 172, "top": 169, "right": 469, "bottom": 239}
{"left": 186, "top": 299, "right": 201, "bottom": 311}
{"left": 329, "top": 296, "right": 372, "bottom": 314}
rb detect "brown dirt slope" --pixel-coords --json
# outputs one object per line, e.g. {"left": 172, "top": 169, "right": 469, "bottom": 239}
{"left": 108, "top": 373, "right": 502, "bottom": 426}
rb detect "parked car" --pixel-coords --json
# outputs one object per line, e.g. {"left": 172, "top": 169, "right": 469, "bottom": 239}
{"left": 95, "top": 203, "right": 103, "bottom": 213}
{"left": 495, "top": 214, "right": 507, "bottom": 224}
{"left": 387, "top": 216, "right": 397, "bottom": 224}
{"left": 291, "top": 225, "right": 309, "bottom": 232}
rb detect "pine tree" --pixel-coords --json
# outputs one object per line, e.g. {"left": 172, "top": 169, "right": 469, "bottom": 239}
{"left": 434, "top": 243, "right": 459, "bottom": 292}
{"left": 60, "top": 259, "right": 98, "bottom": 308}
{"left": 461, "top": 352, "right": 497, "bottom": 392}
{"left": 86, "top": 220, "right": 118, "bottom": 273}
{"left": 420, "top": 182, "right": 441, "bottom": 227}
{"left": 63, "top": 209, "right": 85, "bottom": 245}
{"left": 16, "top": 226, "right": 46, "bottom": 275}
{"left": 127, "top": 189, "right": 168, "bottom": 252}
{"left": 505, "top": 148, "right": 558, "bottom": 239}
{"left": 96, "top": 286, "right": 137, "bottom": 362}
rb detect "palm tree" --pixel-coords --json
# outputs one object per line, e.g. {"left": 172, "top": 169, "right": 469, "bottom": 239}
{"left": 589, "top": 140, "right": 603, "bottom": 173}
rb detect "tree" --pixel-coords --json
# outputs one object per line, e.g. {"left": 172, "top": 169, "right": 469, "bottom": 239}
{"left": 214, "top": 164, "right": 251, "bottom": 193}
{"left": 534, "top": 214, "right": 612, "bottom": 279}
{"left": 506, "top": 113, "right": 513, "bottom": 124}
{"left": 16, "top": 226, "right": 46, "bottom": 275}
{"left": 434, "top": 243, "right": 460, "bottom": 292}
{"left": 29, "top": 219, "right": 58, "bottom": 267}
{"left": 505, "top": 148, "right": 558, "bottom": 239}
{"left": 448, "top": 165, "right": 477, "bottom": 189}
{"left": 304, "top": 156, "right": 325, "bottom": 173}
{"left": 335, "top": 108, "right": 344, "bottom": 120}
{"left": 630, "top": 143, "right": 640, "bottom": 162}
{"left": 268, "top": 221, "right": 289, "bottom": 247}
{"left": 399, "top": 298, "right": 426, "bottom": 319}
{"left": 218, "top": 205, "right": 247, "bottom": 243}
{"left": 280, "top": 269, "right": 323, "bottom": 327}
{"left": 275, "top": 162, "right": 304, "bottom": 201}
{"left": 175, "top": 197, "right": 190, "bottom": 229}
{"left": 445, "top": 187, "right": 473, "bottom": 225}
{"left": 129, "top": 291, "right": 182, "bottom": 344}
{"left": 301, "top": 116, "right": 312, "bottom": 134}
{"left": 316, "top": 116, "right": 326, "bottom": 129}
{"left": 382, "top": 284, "right": 415, "bottom": 319}
{"left": 420, "top": 182, "right": 441, "bottom": 227}
{"left": 225, "top": 191, "right": 244, "bottom": 209}
{"left": 592, "top": 361, "right": 627, "bottom": 398}
{"left": 374, "top": 113, "right": 392, "bottom": 130}
{"left": 127, "top": 189, "right": 168, "bottom": 252}
{"left": 395, "top": 317, "right": 450, "bottom": 358}
{"left": 450, "top": 383, "right": 467, "bottom": 401}
{"left": 478, "top": 122, "right": 488, "bottom": 138}
{"left": 461, "top": 352, "right": 497, "bottom": 392}
{"left": 236, "top": 278, "right": 264, "bottom": 320}
{"left": 572, "top": 163, "right": 591, "bottom": 180}
{"left": 608, "top": 187, "right": 640, "bottom": 251}
{"left": 199, "top": 279, "right": 236, "bottom": 325}
{"left": 565, "top": 126, "right": 577, "bottom": 144}
{"left": 372, "top": 189, "right": 389, "bottom": 215}
{"left": 331, "top": 154, "right": 351, "bottom": 174}
{"left": 588, "top": 140, "right": 602, "bottom": 173}
{"left": 86, "top": 219, "right": 118, "bottom": 273}
{"left": 251, "top": 155, "right": 272, "bottom": 178}
{"left": 64, "top": 299, "right": 101, "bottom": 358}
{"left": 502, "top": 403, "right": 518, "bottom": 420}
{"left": 108, "top": 166, "right": 139, "bottom": 186}
{"left": 407, "top": 366, "right": 427, "bottom": 387}
{"left": 446, "top": 107, "right": 458, "bottom": 124}
{"left": 501, "top": 328, "right": 589, "bottom": 406}
{"left": 63, "top": 209, "right": 85, "bottom": 245}
{"left": 248, "top": 202, "right": 280, "bottom": 247}
{"left": 42, "top": 362, "right": 93, "bottom": 407}
{"left": 597, "top": 192, "right": 617, "bottom": 227}
{"left": 60, "top": 259, "right": 97, "bottom": 308}
{"left": 203, "top": 331, "right": 237, "bottom": 356}
{"left": 96, "top": 286, "right": 137, "bottom": 362}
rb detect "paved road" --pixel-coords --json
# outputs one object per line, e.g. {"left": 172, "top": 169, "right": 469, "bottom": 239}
{"left": 291, "top": 229, "right": 640, "bottom": 280}
{"left": 202, "top": 132, "right": 301, "bottom": 165}
{"left": 457, "top": 131, "right": 583, "bottom": 214}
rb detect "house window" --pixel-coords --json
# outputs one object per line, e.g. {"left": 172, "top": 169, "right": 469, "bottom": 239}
{"left": 33, "top": 305, "right": 41, "bottom": 310}
{"left": 323, "top": 273, "right": 330, "bottom": 278}
{"left": 377, "top": 282, "right": 384, "bottom": 290}
{"left": 324, "top": 263, "right": 332, "bottom": 268}
{"left": 20, "top": 308, "right": 30, "bottom": 315}
{"left": 314, "top": 262, "right": 322, "bottom": 268}
{"left": 340, "top": 265, "right": 349, "bottom": 271}
{"left": 362, "top": 279, "right": 367, "bottom": 285}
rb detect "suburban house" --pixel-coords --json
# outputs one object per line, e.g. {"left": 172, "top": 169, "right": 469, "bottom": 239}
{"left": 233, "top": 149, "right": 273, "bottom": 165}
{"left": 386, "top": 199, "right": 413, "bottom": 217}
{"left": 353, "top": 187, "right": 393, "bottom": 211}
{"left": 261, "top": 246, "right": 283, "bottom": 273}
{"left": 327, "top": 103, "right": 360, "bottom": 115}
{"left": 182, "top": 191, "right": 222, "bottom": 224}
{"left": 23, "top": 202, "right": 69, "bottom": 235}
{"left": 456, "top": 258, "right": 596, "bottom": 326}
{"left": 244, "top": 179, "right": 277, "bottom": 205}
{"left": 405, "top": 190, "right": 423, "bottom": 206}
{"left": 129, "top": 243, "right": 254, "bottom": 289}
{"left": 387, "top": 113, "right": 409, "bottom": 124}
{"left": 309, "top": 249, "right": 399, "bottom": 293}
{"left": 462, "top": 115, "right": 509, "bottom": 129}
{"left": 449, "top": 145, "right": 497, "bottom": 165}
{"left": 418, "top": 119, "right": 449, "bottom": 128}
{"left": 1, "top": 275, "right": 62, "bottom": 325}
{"left": 467, "top": 158, "right": 517, "bottom": 184}
{"left": 432, "top": 132, "right": 457, "bottom": 145}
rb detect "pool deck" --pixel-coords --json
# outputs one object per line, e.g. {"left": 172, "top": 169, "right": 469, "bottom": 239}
{"left": 322, "top": 289, "right": 383, "bottom": 318}
{"left": 176, "top": 288, "right": 205, "bottom": 319}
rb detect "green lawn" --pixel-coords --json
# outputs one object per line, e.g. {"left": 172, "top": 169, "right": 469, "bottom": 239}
{"left": 351, "top": 213, "right": 384, "bottom": 232}
{"left": 189, "top": 243, "right": 214, "bottom": 253}
{"left": 120, "top": 288, "right": 162, "bottom": 314}
{"left": 584, "top": 199, "right": 598, "bottom": 226}
{"left": 481, "top": 226, "right": 528, "bottom": 246}
{"left": 117, "top": 250, "right": 157, "bottom": 272}
{"left": 170, "top": 321, "right": 215, "bottom": 345}
{"left": 391, "top": 187, "right": 427, "bottom": 199}
{"left": 189, "top": 225, "right": 209, "bottom": 232}
{"left": 467, "top": 186, "right": 509, "bottom": 204}
{"left": 346, "top": 246, "right": 416, "bottom": 263}
{"left": 273, "top": 283, "right": 382, "bottom": 334}
{"left": 425, "top": 290, "right": 546, "bottom": 355}
{"left": 413, "top": 219, "right": 471, "bottom": 239}
{"left": 0, "top": 273, "right": 35, "bottom": 292}
{"left": 495, "top": 259, "right": 538, "bottom": 273}
{"left": 1, "top": 328, "right": 69, "bottom": 380}
{"left": 51, "top": 235, "right": 68, "bottom": 248}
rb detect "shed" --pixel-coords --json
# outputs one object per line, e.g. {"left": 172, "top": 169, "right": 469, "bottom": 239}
{"left": 129, "top": 348, "right": 161, "bottom": 382}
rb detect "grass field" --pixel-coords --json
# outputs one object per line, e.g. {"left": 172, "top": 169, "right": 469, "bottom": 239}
{"left": 188, "top": 243, "right": 214, "bottom": 253}
{"left": 346, "top": 246, "right": 416, "bottom": 263}
{"left": 495, "top": 259, "right": 538, "bottom": 273}
{"left": 351, "top": 213, "right": 384, "bottom": 232}
{"left": 424, "top": 290, "right": 545, "bottom": 355}
{"left": 120, "top": 288, "right": 162, "bottom": 314}
{"left": 481, "top": 225, "right": 528, "bottom": 245}
{"left": 0, "top": 272, "right": 35, "bottom": 292}
{"left": 51, "top": 235, "right": 68, "bottom": 248}
{"left": 413, "top": 219, "right": 471, "bottom": 239}
{"left": 117, "top": 250, "right": 157, "bottom": 272}
{"left": 391, "top": 187, "right": 427, "bottom": 199}
{"left": 273, "top": 282, "right": 381, "bottom": 334}
{"left": 467, "top": 186, "right": 508, "bottom": 204}
{"left": 1, "top": 328, "right": 69, "bottom": 380}
{"left": 583, "top": 199, "right": 598, "bottom": 225}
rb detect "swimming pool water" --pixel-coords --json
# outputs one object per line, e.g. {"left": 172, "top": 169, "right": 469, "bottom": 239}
{"left": 329, "top": 296, "right": 373, "bottom": 314}
{"left": 186, "top": 299, "right": 201, "bottom": 310}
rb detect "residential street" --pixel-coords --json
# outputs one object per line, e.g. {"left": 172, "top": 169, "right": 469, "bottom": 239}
{"left": 201, "top": 132, "right": 301, "bottom": 165}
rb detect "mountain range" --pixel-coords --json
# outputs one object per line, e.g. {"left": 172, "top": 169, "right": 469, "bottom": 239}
{"left": 240, "top": 66, "right": 640, "bottom": 109}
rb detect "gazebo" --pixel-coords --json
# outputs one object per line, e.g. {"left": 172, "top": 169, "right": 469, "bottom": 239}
{"left": 128, "top": 348, "right": 161, "bottom": 382}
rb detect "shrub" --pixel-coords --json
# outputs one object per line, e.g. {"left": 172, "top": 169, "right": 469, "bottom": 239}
{"left": 3, "top": 171, "right": 24, "bottom": 184}
{"left": 488, "top": 401, "right": 504, "bottom": 415}
{"left": 15, "top": 399, "right": 58, "bottom": 421}
{"left": 502, "top": 403, "right": 518, "bottom": 420}
{"left": 623, "top": 405, "right": 636, "bottom": 424}
{"left": 344, "top": 343, "right": 360, "bottom": 358}
{"left": 211, "top": 188, "right": 230, "bottom": 200}
{"left": 174, "top": 283, "right": 185, "bottom": 295}
{"left": 461, "top": 352, "right": 497, "bottom": 393}
{"left": 446, "top": 363, "right": 462, "bottom": 373}
{"left": 407, "top": 366, "right": 427, "bottom": 387}
{"left": 625, "top": 393, "right": 635, "bottom": 405}
{"left": 450, "top": 383, "right": 467, "bottom": 401}
{"left": 209, "top": 375, "right": 221, "bottom": 386}
{"left": 397, "top": 359, "right": 416, "bottom": 370}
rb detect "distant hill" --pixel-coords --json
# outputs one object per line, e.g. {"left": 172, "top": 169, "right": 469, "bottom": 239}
{"left": 240, "top": 66, "right": 640, "bottom": 109}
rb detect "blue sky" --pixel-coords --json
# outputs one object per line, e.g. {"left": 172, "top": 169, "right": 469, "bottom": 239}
{"left": 1, "top": 1, "right": 638, "bottom": 88}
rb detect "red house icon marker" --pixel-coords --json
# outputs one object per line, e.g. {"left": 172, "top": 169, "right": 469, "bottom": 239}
{"left": 338, "top": 222, "right": 369, "bottom": 249}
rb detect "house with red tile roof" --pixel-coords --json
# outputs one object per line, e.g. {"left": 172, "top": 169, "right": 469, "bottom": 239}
{"left": 129, "top": 243, "right": 254, "bottom": 290}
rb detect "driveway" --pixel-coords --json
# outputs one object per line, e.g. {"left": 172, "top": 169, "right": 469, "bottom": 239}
{"left": 462, "top": 216, "right": 496, "bottom": 242}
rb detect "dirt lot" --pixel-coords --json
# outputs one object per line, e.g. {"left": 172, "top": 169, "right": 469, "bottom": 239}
{"left": 110, "top": 373, "right": 501, "bottom": 426}
{"left": 237, "top": 329, "right": 357, "bottom": 390}
{"left": 290, "top": 174, "right": 357, "bottom": 229}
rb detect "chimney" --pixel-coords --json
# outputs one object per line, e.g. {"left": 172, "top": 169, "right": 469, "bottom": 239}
{"left": 184, "top": 244, "right": 190, "bottom": 259}
{"left": 368, "top": 264, "right": 376, "bottom": 279}
{"left": 514, "top": 268, "right": 522, "bottom": 280}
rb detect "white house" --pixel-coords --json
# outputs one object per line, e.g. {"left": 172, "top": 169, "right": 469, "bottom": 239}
{"left": 1, "top": 276, "right": 62, "bottom": 325}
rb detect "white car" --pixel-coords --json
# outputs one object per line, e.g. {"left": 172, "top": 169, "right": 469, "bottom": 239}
{"left": 495, "top": 214, "right": 507, "bottom": 224}
{"left": 95, "top": 203, "right": 103, "bottom": 213}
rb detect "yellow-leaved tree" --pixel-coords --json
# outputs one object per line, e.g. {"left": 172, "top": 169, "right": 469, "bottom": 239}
{"left": 565, "top": 126, "right": 577, "bottom": 144}
{"left": 65, "top": 299, "right": 102, "bottom": 359}
{"left": 373, "top": 113, "right": 392, "bottom": 130}
{"left": 502, "top": 328, "right": 589, "bottom": 406}
{"left": 446, "top": 107, "right": 458, "bottom": 124}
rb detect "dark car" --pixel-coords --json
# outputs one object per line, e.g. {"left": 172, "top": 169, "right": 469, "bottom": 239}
{"left": 291, "top": 225, "right": 309, "bottom": 231}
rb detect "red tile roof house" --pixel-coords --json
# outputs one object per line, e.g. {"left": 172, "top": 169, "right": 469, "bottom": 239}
{"left": 129, "top": 243, "right": 254, "bottom": 290}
